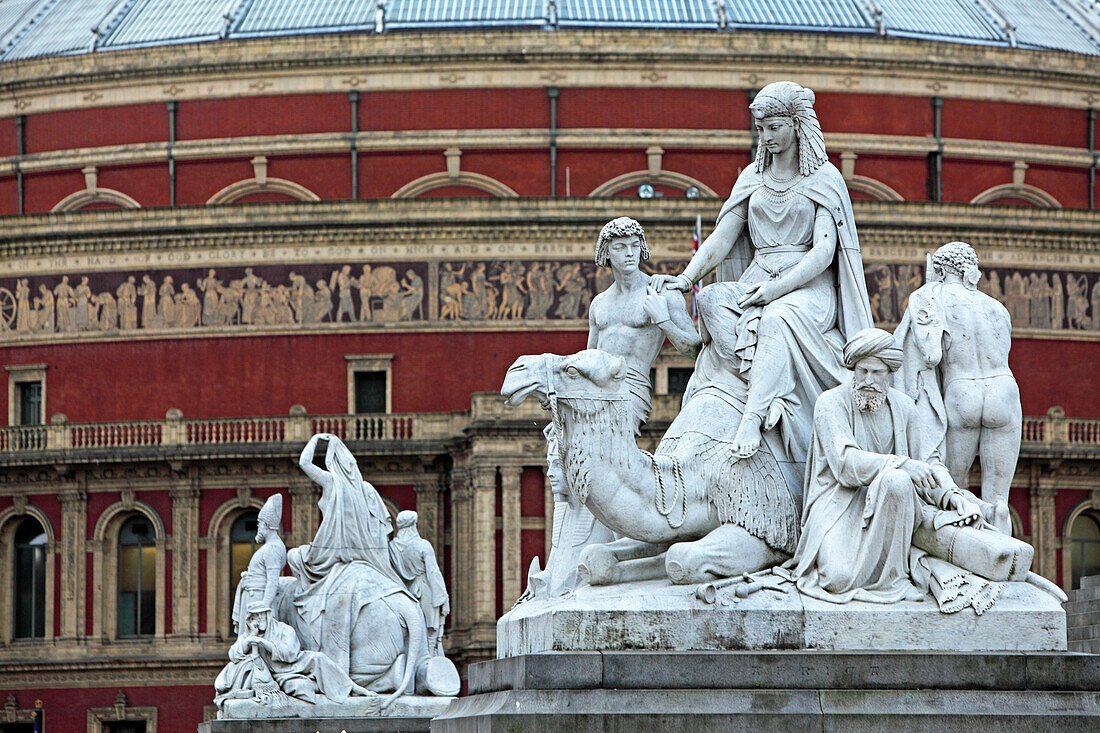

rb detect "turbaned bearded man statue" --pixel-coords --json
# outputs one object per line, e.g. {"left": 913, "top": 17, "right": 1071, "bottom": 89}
{"left": 789, "top": 327, "right": 1007, "bottom": 612}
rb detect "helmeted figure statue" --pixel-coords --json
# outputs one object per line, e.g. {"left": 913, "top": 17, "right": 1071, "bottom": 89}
{"left": 389, "top": 511, "right": 450, "bottom": 655}
{"left": 231, "top": 494, "right": 286, "bottom": 637}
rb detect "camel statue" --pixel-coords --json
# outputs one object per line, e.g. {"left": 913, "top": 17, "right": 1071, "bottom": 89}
{"left": 501, "top": 349, "right": 800, "bottom": 584}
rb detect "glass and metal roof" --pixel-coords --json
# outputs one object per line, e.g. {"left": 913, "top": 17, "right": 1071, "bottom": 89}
{"left": 0, "top": 0, "right": 1096, "bottom": 62}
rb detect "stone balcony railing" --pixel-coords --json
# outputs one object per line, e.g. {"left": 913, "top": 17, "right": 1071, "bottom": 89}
{"left": 0, "top": 400, "right": 1096, "bottom": 460}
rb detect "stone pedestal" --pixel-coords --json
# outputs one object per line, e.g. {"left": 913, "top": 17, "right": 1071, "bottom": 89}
{"left": 199, "top": 696, "right": 452, "bottom": 733}
{"left": 432, "top": 651, "right": 1100, "bottom": 732}
{"left": 497, "top": 578, "right": 1066, "bottom": 655}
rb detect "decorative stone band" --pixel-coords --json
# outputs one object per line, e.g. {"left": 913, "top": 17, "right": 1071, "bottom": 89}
{"left": 0, "top": 259, "right": 1097, "bottom": 343}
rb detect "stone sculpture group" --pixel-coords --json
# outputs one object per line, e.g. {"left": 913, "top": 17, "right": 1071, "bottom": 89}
{"left": 503, "top": 81, "right": 1064, "bottom": 623}
{"left": 213, "top": 433, "right": 458, "bottom": 721}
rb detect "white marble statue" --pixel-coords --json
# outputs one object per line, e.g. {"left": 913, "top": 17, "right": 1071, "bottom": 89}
{"left": 521, "top": 217, "right": 701, "bottom": 601}
{"left": 215, "top": 602, "right": 380, "bottom": 711}
{"left": 216, "top": 435, "right": 459, "bottom": 721}
{"left": 787, "top": 328, "right": 1016, "bottom": 612}
{"left": 895, "top": 242, "right": 1021, "bottom": 534}
{"left": 389, "top": 510, "right": 450, "bottom": 656}
{"left": 230, "top": 494, "right": 286, "bottom": 637}
{"left": 505, "top": 82, "right": 873, "bottom": 587}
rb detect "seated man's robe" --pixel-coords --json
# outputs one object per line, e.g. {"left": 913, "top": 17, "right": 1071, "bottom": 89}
{"left": 791, "top": 383, "right": 960, "bottom": 604}
{"left": 214, "top": 615, "right": 361, "bottom": 706}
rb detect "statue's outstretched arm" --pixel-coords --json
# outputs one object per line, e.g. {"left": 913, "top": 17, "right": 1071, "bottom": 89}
{"left": 679, "top": 209, "right": 745, "bottom": 288}
{"left": 298, "top": 433, "right": 329, "bottom": 485}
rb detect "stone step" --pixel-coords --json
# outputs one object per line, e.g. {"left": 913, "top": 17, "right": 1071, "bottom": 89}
{"left": 1067, "top": 623, "right": 1100, "bottom": 642}
{"left": 1062, "top": 598, "right": 1100, "bottom": 615}
{"left": 1069, "top": 638, "right": 1100, "bottom": 654}
{"left": 1080, "top": 575, "right": 1100, "bottom": 589}
{"left": 1067, "top": 609, "right": 1100, "bottom": 627}
{"left": 1068, "top": 586, "right": 1100, "bottom": 603}
{"left": 468, "top": 651, "right": 1100, "bottom": 695}
{"left": 433, "top": 688, "right": 1100, "bottom": 732}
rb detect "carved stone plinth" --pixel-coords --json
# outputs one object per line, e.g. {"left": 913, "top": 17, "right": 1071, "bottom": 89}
{"left": 432, "top": 651, "right": 1100, "bottom": 732}
{"left": 199, "top": 695, "right": 453, "bottom": 733}
{"left": 496, "top": 579, "right": 1066, "bottom": 656}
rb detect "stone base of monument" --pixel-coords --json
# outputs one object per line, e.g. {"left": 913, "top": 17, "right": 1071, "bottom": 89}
{"left": 496, "top": 578, "right": 1066, "bottom": 654}
{"left": 198, "top": 695, "right": 453, "bottom": 733}
{"left": 432, "top": 651, "right": 1100, "bottom": 731}
{"left": 432, "top": 578, "right": 1088, "bottom": 731}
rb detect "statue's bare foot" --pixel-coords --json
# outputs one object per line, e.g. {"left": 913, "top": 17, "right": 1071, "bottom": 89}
{"left": 351, "top": 686, "right": 381, "bottom": 713}
{"left": 731, "top": 413, "right": 762, "bottom": 461}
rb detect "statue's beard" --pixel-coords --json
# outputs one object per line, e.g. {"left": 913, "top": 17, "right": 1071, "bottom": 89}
{"left": 854, "top": 384, "right": 887, "bottom": 413}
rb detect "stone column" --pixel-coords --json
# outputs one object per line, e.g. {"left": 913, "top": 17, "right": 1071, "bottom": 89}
{"left": 58, "top": 489, "right": 87, "bottom": 639}
{"left": 1031, "top": 486, "right": 1059, "bottom": 583}
{"left": 413, "top": 473, "right": 444, "bottom": 557}
{"left": 448, "top": 464, "right": 472, "bottom": 638}
{"left": 288, "top": 478, "right": 321, "bottom": 548}
{"left": 469, "top": 464, "right": 498, "bottom": 633}
{"left": 169, "top": 484, "right": 200, "bottom": 637}
{"left": 500, "top": 465, "right": 522, "bottom": 606}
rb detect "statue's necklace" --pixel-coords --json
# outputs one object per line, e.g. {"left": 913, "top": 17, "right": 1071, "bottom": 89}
{"left": 761, "top": 168, "right": 799, "bottom": 203}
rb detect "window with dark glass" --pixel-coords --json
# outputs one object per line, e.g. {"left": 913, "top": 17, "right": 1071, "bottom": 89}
{"left": 16, "top": 381, "right": 41, "bottom": 426}
{"left": 354, "top": 371, "right": 387, "bottom": 413}
{"left": 667, "top": 367, "right": 694, "bottom": 395}
{"left": 229, "top": 511, "right": 259, "bottom": 627}
{"left": 1069, "top": 511, "right": 1100, "bottom": 590}
{"left": 117, "top": 516, "right": 155, "bottom": 637}
{"left": 13, "top": 518, "right": 46, "bottom": 639}
{"left": 106, "top": 722, "right": 146, "bottom": 733}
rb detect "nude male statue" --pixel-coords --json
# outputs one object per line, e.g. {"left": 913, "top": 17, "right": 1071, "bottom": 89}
{"left": 587, "top": 216, "right": 702, "bottom": 427}
{"left": 523, "top": 217, "right": 701, "bottom": 601}
{"left": 895, "top": 242, "right": 1021, "bottom": 534}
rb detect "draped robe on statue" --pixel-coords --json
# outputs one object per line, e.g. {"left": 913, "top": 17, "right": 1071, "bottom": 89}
{"left": 670, "top": 162, "right": 874, "bottom": 552}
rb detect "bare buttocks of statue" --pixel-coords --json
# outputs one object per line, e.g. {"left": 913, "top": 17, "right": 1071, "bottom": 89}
{"left": 895, "top": 242, "right": 1022, "bottom": 534}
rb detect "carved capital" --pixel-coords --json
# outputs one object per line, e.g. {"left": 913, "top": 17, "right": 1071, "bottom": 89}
{"left": 58, "top": 489, "right": 87, "bottom": 506}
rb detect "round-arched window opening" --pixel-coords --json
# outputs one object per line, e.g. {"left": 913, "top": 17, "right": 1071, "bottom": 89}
{"left": 118, "top": 516, "right": 156, "bottom": 637}
{"left": 13, "top": 518, "right": 46, "bottom": 639}
{"left": 229, "top": 511, "right": 259, "bottom": 629}
{"left": 1068, "top": 511, "right": 1100, "bottom": 591}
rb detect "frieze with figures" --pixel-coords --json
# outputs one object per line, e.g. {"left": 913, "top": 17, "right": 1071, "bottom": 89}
{"left": 0, "top": 259, "right": 1097, "bottom": 341}
{"left": 865, "top": 263, "right": 1100, "bottom": 332}
{"left": 0, "top": 263, "right": 429, "bottom": 336}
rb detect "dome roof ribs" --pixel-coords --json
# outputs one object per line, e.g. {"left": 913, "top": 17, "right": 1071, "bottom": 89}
{"left": 0, "top": 0, "right": 1096, "bottom": 61}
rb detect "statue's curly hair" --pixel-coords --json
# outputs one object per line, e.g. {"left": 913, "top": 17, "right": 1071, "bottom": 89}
{"left": 932, "top": 241, "right": 981, "bottom": 289}
{"left": 595, "top": 217, "right": 650, "bottom": 267}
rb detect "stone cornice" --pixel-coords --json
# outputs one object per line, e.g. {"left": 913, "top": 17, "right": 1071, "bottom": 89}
{"left": 0, "top": 29, "right": 1098, "bottom": 117}
{"left": 0, "top": 198, "right": 1097, "bottom": 258}
{"left": 0, "top": 129, "right": 1094, "bottom": 179}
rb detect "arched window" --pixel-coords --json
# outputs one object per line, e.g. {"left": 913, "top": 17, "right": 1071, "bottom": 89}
{"left": 229, "top": 511, "right": 259, "bottom": 626}
{"left": 13, "top": 518, "right": 46, "bottom": 639}
{"left": 117, "top": 516, "right": 156, "bottom": 637}
{"left": 1068, "top": 511, "right": 1100, "bottom": 590}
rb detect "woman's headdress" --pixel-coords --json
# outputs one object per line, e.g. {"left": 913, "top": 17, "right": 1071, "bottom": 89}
{"left": 749, "top": 81, "right": 828, "bottom": 176}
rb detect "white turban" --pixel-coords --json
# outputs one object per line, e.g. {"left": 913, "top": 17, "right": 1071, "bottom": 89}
{"left": 843, "top": 328, "right": 903, "bottom": 371}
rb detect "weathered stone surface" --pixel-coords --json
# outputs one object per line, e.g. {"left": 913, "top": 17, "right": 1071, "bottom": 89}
{"left": 219, "top": 695, "right": 451, "bottom": 720}
{"left": 434, "top": 651, "right": 1100, "bottom": 732}
{"left": 498, "top": 578, "right": 1066, "bottom": 655}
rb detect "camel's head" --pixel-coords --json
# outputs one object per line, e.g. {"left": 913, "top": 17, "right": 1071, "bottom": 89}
{"left": 502, "top": 349, "right": 629, "bottom": 407}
